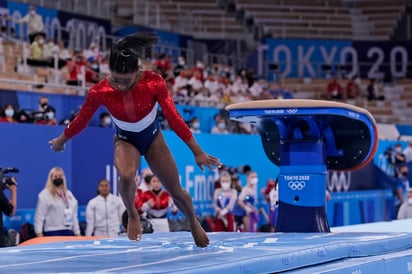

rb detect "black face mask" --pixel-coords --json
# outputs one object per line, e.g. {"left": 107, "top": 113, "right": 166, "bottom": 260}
{"left": 402, "top": 172, "right": 409, "bottom": 177}
{"left": 52, "top": 178, "right": 64, "bottom": 187}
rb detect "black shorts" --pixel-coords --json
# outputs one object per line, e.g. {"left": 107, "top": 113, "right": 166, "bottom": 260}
{"left": 115, "top": 120, "right": 160, "bottom": 155}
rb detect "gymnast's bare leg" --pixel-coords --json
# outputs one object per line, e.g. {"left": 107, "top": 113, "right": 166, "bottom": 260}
{"left": 114, "top": 136, "right": 142, "bottom": 241}
{"left": 145, "top": 132, "right": 209, "bottom": 248}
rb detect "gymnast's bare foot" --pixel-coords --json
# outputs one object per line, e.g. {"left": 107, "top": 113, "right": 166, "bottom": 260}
{"left": 190, "top": 221, "right": 209, "bottom": 248}
{"left": 128, "top": 215, "right": 142, "bottom": 241}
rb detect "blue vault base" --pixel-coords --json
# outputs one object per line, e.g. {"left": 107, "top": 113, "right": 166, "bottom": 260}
{"left": 1, "top": 220, "right": 412, "bottom": 273}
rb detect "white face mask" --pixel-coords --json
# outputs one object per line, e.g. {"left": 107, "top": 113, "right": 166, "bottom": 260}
{"left": 250, "top": 178, "right": 258, "bottom": 185}
{"left": 103, "top": 117, "right": 111, "bottom": 125}
{"left": 5, "top": 109, "right": 14, "bottom": 117}
{"left": 221, "top": 182, "right": 230, "bottom": 190}
{"left": 46, "top": 112, "right": 54, "bottom": 120}
{"left": 218, "top": 123, "right": 226, "bottom": 130}
{"left": 192, "top": 121, "right": 200, "bottom": 129}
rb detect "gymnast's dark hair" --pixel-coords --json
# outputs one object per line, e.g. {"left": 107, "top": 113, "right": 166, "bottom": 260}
{"left": 109, "top": 32, "right": 158, "bottom": 74}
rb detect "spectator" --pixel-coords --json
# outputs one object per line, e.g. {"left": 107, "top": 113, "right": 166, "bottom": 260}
{"left": 173, "top": 56, "right": 187, "bottom": 77}
{"left": 16, "top": 5, "right": 45, "bottom": 43}
{"left": 0, "top": 104, "right": 18, "bottom": 123}
{"left": 56, "top": 40, "right": 72, "bottom": 61}
{"left": 397, "top": 188, "right": 412, "bottom": 219}
{"left": 38, "top": 96, "right": 49, "bottom": 112}
{"left": 326, "top": 77, "right": 343, "bottom": 100}
{"left": 155, "top": 53, "right": 172, "bottom": 74}
{"left": 394, "top": 164, "right": 410, "bottom": 218}
{"left": 34, "top": 167, "right": 81, "bottom": 237}
{"left": 366, "top": 79, "right": 385, "bottom": 101}
{"left": 0, "top": 175, "right": 17, "bottom": 247}
{"left": 269, "top": 81, "right": 294, "bottom": 99}
{"left": 85, "top": 179, "right": 125, "bottom": 237}
{"left": 237, "top": 171, "right": 259, "bottom": 232}
{"left": 187, "top": 70, "right": 204, "bottom": 96}
{"left": 261, "top": 178, "right": 278, "bottom": 232}
{"left": 388, "top": 143, "right": 406, "bottom": 178}
{"left": 141, "top": 175, "right": 178, "bottom": 232}
{"left": 137, "top": 168, "right": 153, "bottom": 192}
{"left": 403, "top": 140, "right": 412, "bottom": 163}
{"left": 212, "top": 171, "right": 237, "bottom": 232}
{"left": 211, "top": 117, "right": 229, "bottom": 134}
{"left": 26, "top": 34, "right": 48, "bottom": 67}
{"left": 99, "top": 112, "right": 112, "bottom": 128}
{"left": 189, "top": 117, "right": 201, "bottom": 134}
{"left": 345, "top": 77, "right": 361, "bottom": 99}
{"left": 35, "top": 105, "right": 57, "bottom": 125}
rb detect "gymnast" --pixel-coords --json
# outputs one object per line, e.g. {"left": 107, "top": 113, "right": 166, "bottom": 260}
{"left": 49, "top": 32, "right": 221, "bottom": 247}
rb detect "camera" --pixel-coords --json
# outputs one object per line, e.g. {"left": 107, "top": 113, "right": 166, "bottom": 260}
{"left": 0, "top": 167, "right": 19, "bottom": 190}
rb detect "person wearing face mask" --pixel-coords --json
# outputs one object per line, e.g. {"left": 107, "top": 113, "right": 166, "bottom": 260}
{"left": 141, "top": 175, "right": 178, "bottom": 233}
{"left": 35, "top": 105, "right": 57, "bottom": 125}
{"left": 99, "top": 112, "right": 112, "bottom": 128}
{"left": 189, "top": 117, "right": 201, "bottom": 134}
{"left": 397, "top": 188, "right": 412, "bottom": 219}
{"left": 211, "top": 117, "right": 229, "bottom": 134}
{"left": 394, "top": 164, "right": 411, "bottom": 218}
{"left": 16, "top": 5, "right": 45, "bottom": 43}
{"left": 34, "top": 167, "right": 81, "bottom": 237}
{"left": 238, "top": 171, "right": 259, "bottom": 232}
{"left": 0, "top": 104, "right": 17, "bottom": 123}
{"left": 212, "top": 171, "right": 237, "bottom": 232}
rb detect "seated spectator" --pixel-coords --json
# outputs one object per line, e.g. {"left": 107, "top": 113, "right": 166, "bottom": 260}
{"left": 0, "top": 104, "right": 18, "bottom": 123}
{"left": 211, "top": 117, "right": 229, "bottom": 134}
{"left": 35, "top": 105, "right": 57, "bottom": 125}
{"left": 187, "top": 70, "right": 204, "bottom": 96}
{"left": 154, "top": 53, "right": 172, "bottom": 79}
{"left": 270, "top": 82, "right": 294, "bottom": 99}
{"left": 173, "top": 56, "right": 187, "bottom": 77}
{"left": 26, "top": 34, "right": 49, "bottom": 67}
{"left": 83, "top": 42, "right": 103, "bottom": 64}
{"left": 141, "top": 175, "right": 178, "bottom": 233}
{"left": 189, "top": 117, "right": 201, "bottom": 134}
{"left": 326, "top": 77, "right": 343, "bottom": 100}
{"left": 65, "top": 51, "right": 99, "bottom": 86}
{"left": 366, "top": 79, "right": 385, "bottom": 101}
{"left": 42, "top": 38, "right": 67, "bottom": 69}
{"left": 345, "top": 77, "right": 361, "bottom": 99}
{"left": 56, "top": 40, "right": 72, "bottom": 61}
{"left": 191, "top": 87, "right": 212, "bottom": 107}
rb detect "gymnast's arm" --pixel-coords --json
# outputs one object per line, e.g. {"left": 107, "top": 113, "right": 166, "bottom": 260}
{"left": 49, "top": 88, "right": 100, "bottom": 152}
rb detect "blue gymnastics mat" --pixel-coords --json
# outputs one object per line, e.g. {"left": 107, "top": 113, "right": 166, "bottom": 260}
{"left": 1, "top": 227, "right": 412, "bottom": 274}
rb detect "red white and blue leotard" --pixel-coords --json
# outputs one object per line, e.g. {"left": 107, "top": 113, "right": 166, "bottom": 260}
{"left": 64, "top": 71, "right": 193, "bottom": 151}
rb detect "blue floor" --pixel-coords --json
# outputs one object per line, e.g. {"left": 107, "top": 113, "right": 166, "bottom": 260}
{"left": 1, "top": 219, "right": 412, "bottom": 273}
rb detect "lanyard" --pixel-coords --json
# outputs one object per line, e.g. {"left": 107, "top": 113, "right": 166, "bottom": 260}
{"left": 57, "top": 190, "right": 69, "bottom": 208}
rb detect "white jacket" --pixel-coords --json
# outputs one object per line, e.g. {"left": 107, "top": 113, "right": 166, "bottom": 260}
{"left": 34, "top": 189, "right": 80, "bottom": 235}
{"left": 85, "top": 194, "right": 125, "bottom": 237}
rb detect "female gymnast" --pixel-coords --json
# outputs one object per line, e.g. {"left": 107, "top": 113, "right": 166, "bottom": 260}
{"left": 49, "top": 32, "right": 221, "bottom": 248}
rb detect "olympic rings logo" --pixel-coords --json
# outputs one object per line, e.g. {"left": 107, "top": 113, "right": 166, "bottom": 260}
{"left": 288, "top": 181, "right": 306, "bottom": 190}
{"left": 287, "top": 108, "right": 298, "bottom": 114}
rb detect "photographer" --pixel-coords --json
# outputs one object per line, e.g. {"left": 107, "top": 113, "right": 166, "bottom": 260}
{"left": 0, "top": 175, "right": 17, "bottom": 247}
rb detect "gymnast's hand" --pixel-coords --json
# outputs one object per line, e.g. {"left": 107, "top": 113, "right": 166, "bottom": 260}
{"left": 49, "top": 134, "right": 69, "bottom": 152}
{"left": 195, "top": 151, "right": 222, "bottom": 171}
